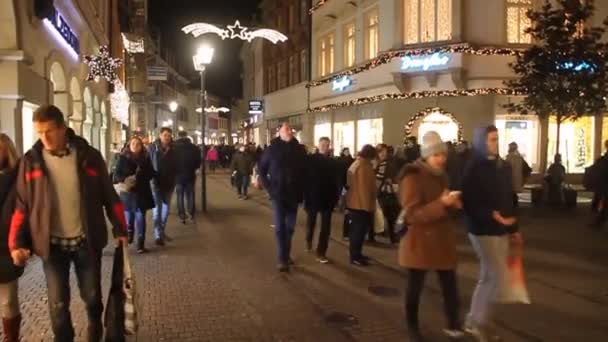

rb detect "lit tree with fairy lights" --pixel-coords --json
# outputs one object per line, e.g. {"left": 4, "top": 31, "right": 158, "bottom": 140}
{"left": 505, "top": 0, "right": 608, "bottom": 156}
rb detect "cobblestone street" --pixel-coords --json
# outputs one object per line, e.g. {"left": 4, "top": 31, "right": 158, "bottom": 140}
{"left": 5, "top": 174, "right": 608, "bottom": 342}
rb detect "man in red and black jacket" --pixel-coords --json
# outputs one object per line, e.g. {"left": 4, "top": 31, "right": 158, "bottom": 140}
{"left": 9, "top": 105, "right": 127, "bottom": 342}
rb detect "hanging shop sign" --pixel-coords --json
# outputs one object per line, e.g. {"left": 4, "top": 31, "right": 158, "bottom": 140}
{"left": 147, "top": 66, "right": 168, "bottom": 81}
{"left": 332, "top": 76, "right": 353, "bottom": 91}
{"left": 43, "top": 8, "right": 80, "bottom": 56}
{"left": 401, "top": 53, "right": 450, "bottom": 71}
{"left": 248, "top": 100, "right": 264, "bottom": 114}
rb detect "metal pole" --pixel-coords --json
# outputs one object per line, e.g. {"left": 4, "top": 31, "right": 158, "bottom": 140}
{"left": 200, "top": 70, "right": 207, "bottom": 212}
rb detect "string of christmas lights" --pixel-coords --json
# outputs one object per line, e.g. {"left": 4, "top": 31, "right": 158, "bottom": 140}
{"left": 404, "top": 107, "right": 463, "bottom": 142}
{"left": 307, "top": 88, "right": 525, "bottom": 113}
{"left": 309, "top": 0, "right": 329, "bottom": 14}
{"left": 84, "top": 45, "right": 122, "bottom": 83}
{"left": 122, "top": 33, "right": 145, "bottom": 54}
{"left": 306, "top": 44, "right": 524, "bottom": 88}
{"left": 110, "top": 79, "right": 130, "bottom": 125}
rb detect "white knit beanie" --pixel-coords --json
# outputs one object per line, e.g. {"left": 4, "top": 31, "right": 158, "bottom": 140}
{"left": 420, "top": 131, "right": 447, "bottom": 158}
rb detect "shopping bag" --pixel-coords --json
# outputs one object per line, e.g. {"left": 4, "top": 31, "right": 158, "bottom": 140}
{"left": 374, "top": 200, "right": 385, "bottom": 234}
{"left": 123, "top": 246, "right": 139, "bottom": 335}
{"left": 394, "top": 209, "right": 408, "bottom": 238}
{"left": 501, "top": 242, "right": 531, "bottom": 304}
{"left": 104, "top": 245, "right": 126, "bottom": 342}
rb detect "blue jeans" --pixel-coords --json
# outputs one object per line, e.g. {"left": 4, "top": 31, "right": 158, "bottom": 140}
{"left": 271, "top": 200, "right": 298, "bottom": 264}
{"left": 42, "top": 245, "right": 102, "bottom": 342}
{"left": 237, "top": 174, "right": 250, "bottom": 196}
{"left": 120, "top": 192, "right": 147, "bottom": 244}
{"left": 152, "top": 188, "right": 172, "bottom": 239}
{"left": 176, "top": 181, "right": 195, "bottom": 220}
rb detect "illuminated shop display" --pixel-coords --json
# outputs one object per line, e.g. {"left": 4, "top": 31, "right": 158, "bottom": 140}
{"left": 333, "top": 121, "right": 355, "bottom": 156}
{"left": 548, "top": 116, "right": 594, "bottom": 173}
{"left": 314, "top": 123, "right": 331, "bottom": 145}
{"left": 357, "top": 118, "right": 383, "bottom": 151}
{"left": 495, "top": 116, "right": 539, "bottom": 169}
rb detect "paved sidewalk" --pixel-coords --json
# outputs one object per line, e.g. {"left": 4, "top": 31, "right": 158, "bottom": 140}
{"left": 3, "top": 172, "right": 608, "bottom": 341}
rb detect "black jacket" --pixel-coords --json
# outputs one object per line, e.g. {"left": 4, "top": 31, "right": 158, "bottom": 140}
{"left": 114, "top": 153, "right": 156, "bottom": 211}
{"left": 0, "top": 167, "right": 24, "bottom": 283}
{"left": 336, "top": 155, "right": 355, "bottom": 189}
{"left": 147, "top": 139, "right": 176, "bottom": 196}
{"left": 231, "top": 151, "right": 256, "bottom": 176}
{"left": 462, "top": 128, "right": 517, "bottom": 236}
{"left": 258, "top": 137, "right": 307, "bottom": 207}
{"left": 173, "top": 138, "right": 202, "bottom": 183}
{"left": 304, "top": 153, "right": 341, "bottom": 211}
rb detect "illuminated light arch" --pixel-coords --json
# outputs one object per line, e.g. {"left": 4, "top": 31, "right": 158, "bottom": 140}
{"left": 404, "top": 107, "right": 463, "bottom": 143}
{"left": 182, "top": 20, "right": 288, "bottom": 44}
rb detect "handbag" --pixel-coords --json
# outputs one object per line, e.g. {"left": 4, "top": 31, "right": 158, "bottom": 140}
{"left": 123, "top": 245, "right": 139, "bottom": 335}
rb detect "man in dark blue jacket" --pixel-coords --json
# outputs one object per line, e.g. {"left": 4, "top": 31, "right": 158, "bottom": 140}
{"left": 258, "top": 123, "right": 307, "bottom": 272}
{"left": 173, "top": 131, "right": 202, "bottom": 224}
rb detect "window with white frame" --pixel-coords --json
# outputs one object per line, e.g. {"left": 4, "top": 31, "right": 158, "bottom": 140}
{"left": 506, "top": 0, "right": 532, "bottom": 44}
{"left": 364, "top": 10, "right": 379, "bottom": 59}
{"left": 404, "top": 0, "right": 452, "bottom": 44}
{"left": 344, "top": 22, "right": 356, "bottom": 67}
{"left": 318, "top": 33, "right": 335, "bottom": 77}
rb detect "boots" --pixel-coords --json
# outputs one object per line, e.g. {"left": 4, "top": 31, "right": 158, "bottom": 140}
{"left": 2, "top": 314, "right": 21, "bottom": 342}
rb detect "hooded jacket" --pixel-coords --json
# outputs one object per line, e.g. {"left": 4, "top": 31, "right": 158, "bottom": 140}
{"left": 462, "top": 127, "right": 518, "bottom": 236}
{"left": 8, "top": 129, "right": 127, "bottom": 260}
{"left": 258, "top": 137, "right": 307, "bottom": 207}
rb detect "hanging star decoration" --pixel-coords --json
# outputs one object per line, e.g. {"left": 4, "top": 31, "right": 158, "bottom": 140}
{"left": 182, "top": 20, "right": 288, "bottom": 44}
{"left": 84, "top": 45, "right": 122, "bottom": 83}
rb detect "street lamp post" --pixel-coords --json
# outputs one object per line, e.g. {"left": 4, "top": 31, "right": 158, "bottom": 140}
{"left": 193, "top": 46, "right": 215, "bottom": 212}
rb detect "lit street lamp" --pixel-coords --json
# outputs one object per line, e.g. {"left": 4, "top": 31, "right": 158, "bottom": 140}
{"left": 193, "top": 45, "right": 215, "bottom": 213}
{"left": 169, "top": 101, "right": 178, "bottom": 112}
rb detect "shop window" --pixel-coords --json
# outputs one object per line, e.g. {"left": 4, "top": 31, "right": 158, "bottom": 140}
{"left": 506, "top": 0, "right": 532, "bottom": 44}
{"left": 495, "top": 116, "right": 539, "bottom": 170}
{"left": 404, "top": 0, "right": 452, "bottom": 44}
{"left": 548, "top": 116, "right": 594, "bottom": 173}
{"left": 344, "top": 22, "right": 356, "bottom": 67}
{"left": 334, "top": 121, "right": 355, "bottom": 156}
{"left": 357, "top": 118, "right": 383, "bottom": 151}
{"left": 364, "top": 10, "right": 379, "bottom": 59}
{"left": 314, "top": 123, "right": 332, "bottom": 146}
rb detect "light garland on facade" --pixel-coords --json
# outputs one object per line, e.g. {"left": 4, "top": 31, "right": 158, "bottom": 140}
{"left": 122, "top": 33, "right": 145, "bottom": 53}
{"left": 404, "top": 107, "right": 463, "bottom": 142}
{"left": 307, "top": 44, "right": 523, "bottom": 88}
{"left": 84, "top": 45, "right": 123, "bottom": 83}
{"left": 182, "top": 20, "right": 288, "bottom": 44}
{"left": 110, "top": 79, "right": 130, "bottom": 125}
{"left": 309, "top": 0, "right": 329, "bottom": 14}
{"left": 308, "top": 88, "right": 525, "bottom": 113}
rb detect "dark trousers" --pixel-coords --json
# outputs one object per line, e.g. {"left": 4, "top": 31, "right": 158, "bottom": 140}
{"left": 305, "top": 209, "right": 332, "bottom": 257}
{"left": 271, "top": 200, "right": 298, "bottom": 264}
{"left": 378, "top": 193, "right": 400, "bottom": 243}
{"left": 176, "top": 180, "right": 195, "bottom": 220}
{"left": 348, "top": 209, "right": 372, "bottom": 261}
{"left": 236, "top": 174, "right": 251, "bottom": 196}
{"left": 42, "top": 245, "right": 103, "bottom": 342}
{"left": 406, "top": 269, "right": 460, "bottom": 331}
{"left": 342, "top": 212, "right": 350, "bottom": 238}
{"left": 593, "top": 193, "right": 608, "bottom": 227}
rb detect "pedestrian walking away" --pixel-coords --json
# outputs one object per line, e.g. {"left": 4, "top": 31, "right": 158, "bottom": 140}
{"left": 8, "top": 105, "right": 128, "bottom": 342}
{"left": 174, "top": 131, "right": 202, "bottom": 224}
{"left": 398, "top": 131, "right": 464, "bottom": 341}
{"left": 0, "top": 134, "right": 23, "bottom": 342}
{"left": 303, "top": 137, "right": 341, "bottom": 264}
{"left": 231, "top": 144, "right": 256, "bottom": 200}
{"left": 114, "top": 137, "right": 156, "bottom": 253}
{"left": 375, "top": 144, "right": 401, "bottom": 244}
{"left": 462, "top": 125, "right": 522, "bottom": 342}
{"left": 148, "top": 127, "right": 177, "bottom": 246}
{"left": 258, "top": 123, "right": 307, "bottom": 272}
{"left": 506, "top": 142, "right": 531, "bottom": 207}
{"left": 345, "top": 145, "right": 377, "bottom": 266}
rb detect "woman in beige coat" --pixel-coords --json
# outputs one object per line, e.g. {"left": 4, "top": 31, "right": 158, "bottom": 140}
{"left": 398, "top": 131, "right": 463, "bottom": 341}
{"left": 345, "top": 144, "right": 377, "bottom": 266}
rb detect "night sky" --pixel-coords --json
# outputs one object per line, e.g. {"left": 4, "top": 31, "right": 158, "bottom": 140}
{"left": 148, "top": 0, "right": 262, "bottom": 102}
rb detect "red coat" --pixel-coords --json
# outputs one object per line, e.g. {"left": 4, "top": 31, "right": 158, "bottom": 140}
{"left": 206, "top": 149, "right": 219, "bottom": 161}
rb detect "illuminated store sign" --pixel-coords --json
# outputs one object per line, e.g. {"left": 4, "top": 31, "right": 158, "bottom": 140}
{"left": 332, "top": 76, "right": 353, "bottom": 91}
{"left": 43, "top": 9, "right": 80, "bottom": 57}
{"left": 401, "top": 53, "right": 449, "bottom": 71}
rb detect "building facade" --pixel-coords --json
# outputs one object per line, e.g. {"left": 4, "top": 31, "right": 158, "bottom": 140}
{"left": 237, "top": 38, "right": 265, "bottom": 145}
{"left": 0, "top": 0, "right": 132, "bottom": 159}
{"left": 260, "top": 0, "right": 312, "bottom": 145}
{"left": 309, "top": 0, "right": 608, "bottom": 173}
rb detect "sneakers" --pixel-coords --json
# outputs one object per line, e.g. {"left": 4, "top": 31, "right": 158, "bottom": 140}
{"left": 443, "top": 328, "right": 465, "bottom": 339}
{"left": 316, "top": 256, "right": 330, "bottom": 264}
{"left": 350, "top": 258, "right": 369, "bottom": 266}
{"left": 465, "top": 318, "right": 499, "bottom": 342}
{"left": 136, "top": 247, "right": 148, "bottom": 254}
{"left": 127, "top": 232, "right": 134, "bottom": 245}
